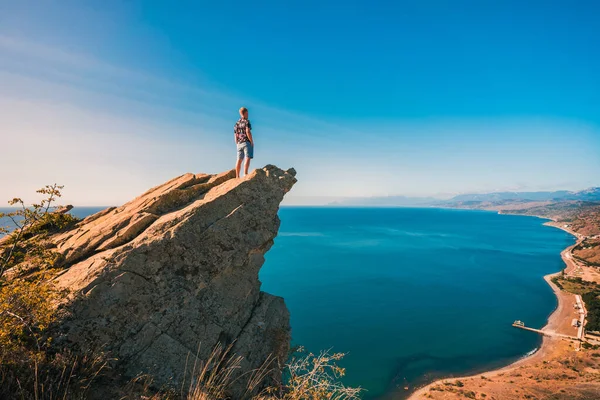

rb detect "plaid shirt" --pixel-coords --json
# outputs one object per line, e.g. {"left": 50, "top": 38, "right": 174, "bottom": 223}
{"left": 234, "top": 118, "right": 252, "bottom": 144}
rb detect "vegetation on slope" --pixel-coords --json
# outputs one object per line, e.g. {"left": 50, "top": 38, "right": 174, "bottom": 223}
{"left": 573, "top": 238, "right": 600, "bottom": 267}
{"left": 582, "top": 290, "right": 600, "bottom": 332}
{"left": 0, "top": 185, "right": 101, "bottom": 399}
{"left": 552, "top": 276, "right": 600, "bottom": 335}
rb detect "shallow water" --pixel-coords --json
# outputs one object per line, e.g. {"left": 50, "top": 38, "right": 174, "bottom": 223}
{"left": 260, "top": 207, "right": 574, "bottom": 399}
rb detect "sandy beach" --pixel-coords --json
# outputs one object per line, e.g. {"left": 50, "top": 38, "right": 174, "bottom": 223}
{"left": 408, "top": 221, "right": 591, "bottom": 399}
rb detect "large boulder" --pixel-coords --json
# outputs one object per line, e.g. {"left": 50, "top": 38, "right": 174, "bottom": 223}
{"left": 50, "top": 165, "right": 297, "bottom": 394}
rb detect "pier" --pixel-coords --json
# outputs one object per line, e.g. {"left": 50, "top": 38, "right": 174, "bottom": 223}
{"left": 512, "top": 321, "right": 579, "bottom": 341}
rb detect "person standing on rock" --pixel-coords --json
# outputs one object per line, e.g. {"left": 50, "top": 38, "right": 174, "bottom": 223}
{"left": 234, "top": 107, "right": 254, "bottom": 178}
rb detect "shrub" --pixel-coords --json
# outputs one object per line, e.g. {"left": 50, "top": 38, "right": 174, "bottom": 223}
{"left": 275, "top": 347, "right": 362, "bottom": 400}
{"left": 582, "top": 291, "right": 600, "bottom": 331}
{"left": 0, "top": 185, "right": 96, "bottom": 399}
{"left": 1, "top": 184, "right": 78, "bottom": 278}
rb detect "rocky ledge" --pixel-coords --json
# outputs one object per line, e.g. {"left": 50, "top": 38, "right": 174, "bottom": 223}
{"left": 50, "top": 165, "right": 296, "bottom": 394}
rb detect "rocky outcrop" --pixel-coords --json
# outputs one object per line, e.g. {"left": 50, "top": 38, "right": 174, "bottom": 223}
{"left": 50, "top": 165, "right": 296, "bottom": 394}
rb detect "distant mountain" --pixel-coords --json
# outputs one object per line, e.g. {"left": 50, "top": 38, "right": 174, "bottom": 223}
{"left": 448, "top": 188, "right": 600, "bottom": 203}
{"left": 574, "top": 187, "right": 600, "bottom": 201}
{"left": 327, "top": 188, "right": 600, "bottom": 207}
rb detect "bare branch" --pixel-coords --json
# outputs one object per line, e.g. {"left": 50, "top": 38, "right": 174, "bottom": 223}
{"left": 43, "top": 184, "right": 59, "bottom": 215}
{"left": 0, "top": 223, "right": 26, "bottom": 279}
{"left": 0, "top": 309, "right": 42, "bottom": 353}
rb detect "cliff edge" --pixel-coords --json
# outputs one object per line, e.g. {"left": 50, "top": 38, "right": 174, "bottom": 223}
{"left": 49, "top": 165, "right": 297, "bottom": 393}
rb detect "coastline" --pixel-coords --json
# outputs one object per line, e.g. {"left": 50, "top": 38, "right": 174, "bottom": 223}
{"left": 408, "top": 215, "right": 579, "bottom": 399}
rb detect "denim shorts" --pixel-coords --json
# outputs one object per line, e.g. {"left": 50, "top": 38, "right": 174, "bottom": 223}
{"left": 236, "top": 141, "right": 253, "bottom": 160}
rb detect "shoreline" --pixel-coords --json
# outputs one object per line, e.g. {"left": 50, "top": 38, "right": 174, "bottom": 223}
{"left": 408, "top": 215, "right": 578, "bottom": 399}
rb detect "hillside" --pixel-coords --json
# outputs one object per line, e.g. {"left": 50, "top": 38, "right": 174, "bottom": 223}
{"left": 329, "top": 187, "right": 600, "bottom": 208}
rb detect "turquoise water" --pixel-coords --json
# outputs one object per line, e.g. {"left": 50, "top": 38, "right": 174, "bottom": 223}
{"left": 260, "top": 207, "right": 574, "bottom": 399}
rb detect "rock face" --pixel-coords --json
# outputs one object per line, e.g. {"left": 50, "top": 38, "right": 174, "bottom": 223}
{"left": 50, "top": 165, "right": 297, "bottom": 393}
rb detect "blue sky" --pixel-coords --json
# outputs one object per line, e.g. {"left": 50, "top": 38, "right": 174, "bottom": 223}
{"left": 0, "top": 1, "right": 599, "bottom": 205}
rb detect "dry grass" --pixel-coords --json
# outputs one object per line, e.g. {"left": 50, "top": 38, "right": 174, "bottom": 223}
{"left": 115, "top": 344, "right": 362, "bottom": 400}
{"left": 183, "top": 342, "right": 245, "bottom": 400}
{"left": 0, "top": 351, "right": 108, "bottom": 400}
{"left": 180, "top": 344, "right": 362, "bottom": 400}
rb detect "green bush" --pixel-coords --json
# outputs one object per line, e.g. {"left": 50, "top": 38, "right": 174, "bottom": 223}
{"left": 582, "top": 290, "right": 600, "bottom": 331}
{"left": 0, "top": 185, "right": 96, "bottom": 400}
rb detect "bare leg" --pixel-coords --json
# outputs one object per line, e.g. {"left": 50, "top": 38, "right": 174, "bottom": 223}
{"left": 244, "top": 157, "right": 251, "bottom": 176}
{"left": 235, "top": 158, "right": 243, "bottom": 178}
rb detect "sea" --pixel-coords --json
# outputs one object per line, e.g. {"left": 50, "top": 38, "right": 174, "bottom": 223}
{"left": 260, "top": 207, "right": 574, "bottom": 399}
{"left": 0, "top": 206, "right": 574, "bottom": 399}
